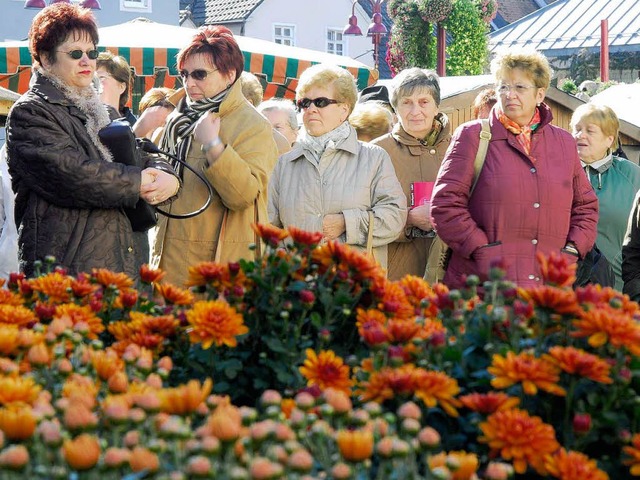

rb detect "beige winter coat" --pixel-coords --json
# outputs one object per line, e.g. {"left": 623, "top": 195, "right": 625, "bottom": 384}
{"left": 371, "top": 116, "right": 451, "bottom": 281}
{"left": 268, "top": 125, "right": 407, "bottom": 270}
{"left": 151, "top": 81, "right": 278, "bottom": 286}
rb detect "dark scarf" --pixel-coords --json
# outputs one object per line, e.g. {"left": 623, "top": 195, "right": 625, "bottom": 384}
{"left": 160, "top": 87, "right": 230, "bottom": 178}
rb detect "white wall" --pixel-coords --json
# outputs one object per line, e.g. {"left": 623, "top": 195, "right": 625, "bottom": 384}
{"left": 243, "top": 0, "right": 376, "bottom": 70}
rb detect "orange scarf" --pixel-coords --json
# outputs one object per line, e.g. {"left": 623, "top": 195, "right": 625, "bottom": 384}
{"left": 497, "top": 107, "right": 541, "bottom": 156}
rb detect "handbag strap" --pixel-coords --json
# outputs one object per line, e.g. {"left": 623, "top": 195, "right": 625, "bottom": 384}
{"left": 214, "top": 208, "right": 229, "bottom": 263}
{"left": 253, "top": 199, "right": 262, "bottom": 258}
{"left": 366, "top": 210, "right": 374, "bottom": 256}
{"left": 471, "top": 119, "right": 492, "bottom": 195}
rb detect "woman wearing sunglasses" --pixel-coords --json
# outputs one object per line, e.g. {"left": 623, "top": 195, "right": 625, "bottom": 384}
{"left": 152, "top": 25, "right": 278, "bottom": 286}
{"left": 5, "top": 3, "right": 179, "bottom": 278}
{"left": 431, "top": 49, "right": 598, "bottom": 289}
{"left": 268, "top": 64, "right": 406, "bottom": 271}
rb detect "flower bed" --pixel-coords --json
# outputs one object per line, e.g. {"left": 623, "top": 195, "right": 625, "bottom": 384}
{"left": 0, "top": 225, "right": 637, "bottom": 478}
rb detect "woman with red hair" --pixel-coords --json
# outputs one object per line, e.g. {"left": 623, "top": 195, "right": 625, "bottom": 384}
{"left": 152, "top": 26, "right": 278, "bottom": 286}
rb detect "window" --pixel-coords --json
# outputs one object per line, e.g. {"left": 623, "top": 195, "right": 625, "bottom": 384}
{"left": 327, "top": 29, "right": 345, "bottom": 56}
{"left": 121, "top": 0, "right": 151, "bottom": 12}
{"left": 273, "top": 24, "right": 295, "bottom": 46}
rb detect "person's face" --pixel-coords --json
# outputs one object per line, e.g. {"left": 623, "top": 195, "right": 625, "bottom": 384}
{"left": 572, "top": 119, "right": 615, "bottom": 164}
{"left": 180, "top": 53, "right": 236, "bottom": 102}
{"left": 41, "top": 31, "right": 96, "bottom": 90}
{"left": 263, "top": 109, "right": 298, "bottom": 145}
{"left": 97, "top": 67, "right": 126, "bottom": 111}
{"left": 299, "top": 85, "right": 350, "bottom": 137}
{"left": 395, "top": 89, "right": 439, "bottom": 139}
{"left": 496, "top": 68, "right": 545, "bottom": 127}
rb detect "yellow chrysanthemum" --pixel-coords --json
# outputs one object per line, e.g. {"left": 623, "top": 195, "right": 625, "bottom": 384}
{"left": 299, "top": 349, "right": 353, "bottom": 394}
{"left": 186, "top": 300, "right": 247, "bottom": 349}
{"left": 0, "top": 402, "right": 36, "bottom": 440}
{"left": 489, "top": 351, "right": 566, "bottom": 396}
{"left": 158, "top": 378, "right": 213, "bottom": 415}
{"left": 0, "top": 376, "right": 41, "bottom": 406}
{"left": 0, "top": 304, "right": 37, "bottom": 328}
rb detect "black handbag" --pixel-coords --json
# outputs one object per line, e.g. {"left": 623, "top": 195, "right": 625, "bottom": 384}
{"left": 573, "top": 244, "right": 616, "bottom": 288}
{"left": 98, "top": 120, "right": 158, "bottom": 232}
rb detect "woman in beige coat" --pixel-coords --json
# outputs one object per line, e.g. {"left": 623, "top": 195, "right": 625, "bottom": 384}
{"left": 268, "top": 64, "right": 406, "bottom": 270}
{"left": 152, "top": 26, "right": 278, "bottom": 286}
{"left": 371, "top": 68, "right": 451, "bottom": 282}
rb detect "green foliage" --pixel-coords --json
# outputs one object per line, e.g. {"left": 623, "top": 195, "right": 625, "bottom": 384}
{"left": 560, "top": 78, "right": 578, "bottom": 94}
{"left": 443, "top": 0, "right": 489, "bottom": 75}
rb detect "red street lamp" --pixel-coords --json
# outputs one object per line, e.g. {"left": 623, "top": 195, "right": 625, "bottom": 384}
{"left": 343, "top": 0, "right": 387, "bottom": 71}
{"left": 24, "top": 0, "right": 46, "bottom": 7}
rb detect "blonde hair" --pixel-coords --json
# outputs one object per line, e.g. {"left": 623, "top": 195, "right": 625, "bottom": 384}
{"left": 570, "top": 103, "right": 620, "bottom": 150}
{"left": 240, "top": 71, "right": 264, "bottom": 107}
{"left": 297, "top": 64, "right": 358, "bottom": 114}
{"left": 490, "top": 50, "right": 552, "bottom": 89}
{"left": 349, "top": 103, "right": 393, "bottom": 142}
{"left": 138, "top": 87, "right": 175, "bottom": 114}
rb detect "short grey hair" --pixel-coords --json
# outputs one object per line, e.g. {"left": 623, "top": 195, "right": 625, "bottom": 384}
{"left": 389, "top": 68, "right": 441, "bottom": 109}
{"left": 257, "top": 98, "right": 299, "bottom": 131}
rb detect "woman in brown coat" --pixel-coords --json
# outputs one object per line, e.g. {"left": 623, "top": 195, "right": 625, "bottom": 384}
{"left": 371, "top": 68, "right": 451, "bottom": 282}
{"left": 152, "top": 26, "right": 278, "bottom": 286}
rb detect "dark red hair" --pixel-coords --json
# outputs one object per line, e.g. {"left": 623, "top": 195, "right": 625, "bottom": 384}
{"left": 176, "top": 25, "right": 244, "bottom": 84}
{"left": 29, "top": 3, "right": 99, "bottom": 67}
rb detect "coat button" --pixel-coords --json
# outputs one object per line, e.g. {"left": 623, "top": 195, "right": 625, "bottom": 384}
{"left": 430, "top": 149, "right": 436, "bottom": 154}
{"left": 531, "top": 239, "right": 538, "bottom": 245}
{"left": 528, "top": 274, "right": 535, "bottom": 280}
{"left": 533, "top": 202, "right": 540, "bottom": 208}
{"left": 530, "top": 167, "right": 536, "bottom": 173}
{"left": 128, "top": 247, "right": 133, "bottom": 253}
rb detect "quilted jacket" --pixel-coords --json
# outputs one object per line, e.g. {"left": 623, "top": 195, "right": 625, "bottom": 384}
{"left": 268, "top": 125, "right": 407, "bottom": 270}
{"left": 7, "top": 72, "right": 170, "bottom": 278}
{"left": 431, "top": 104, "right": 599, "bottom": 289}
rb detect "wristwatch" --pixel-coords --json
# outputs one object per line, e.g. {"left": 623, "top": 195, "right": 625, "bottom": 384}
{"left": 201, "top": 137, "right": 222, "bottom": 153}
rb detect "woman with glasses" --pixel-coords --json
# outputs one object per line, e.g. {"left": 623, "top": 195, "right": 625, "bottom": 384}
{"left": 6, "top": 3, "right": 179, "bottom": 278}
{"left": 268, "top": 64, "right": 406, "bottom": 271}
{"left": 152, "top": 25, "right": 278, "bottom": 286}
{"left": 96, "top": 51, "right": 137, "bottom": 126}
{"left": 431, "top": 50, "right": 598, "bottom": 289}
{"left": 371, "top": 68, "right": 452, "bottom": 282}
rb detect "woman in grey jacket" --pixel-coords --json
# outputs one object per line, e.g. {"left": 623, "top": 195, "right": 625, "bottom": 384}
{"left": 268, "top": 64, "right": 407, "bottom": 271}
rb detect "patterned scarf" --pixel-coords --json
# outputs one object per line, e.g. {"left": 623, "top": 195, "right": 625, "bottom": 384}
{"left": 298, "top": 121, "right": 352, "bottom": 164}
{"left": 497, "top": 107, "right": 541, "bottom": 156}
{"left": 159, "top": 87, "right": 230, "bottom": 178}
{"left": 422, "top": 115, "right": 446, "bottom": 146}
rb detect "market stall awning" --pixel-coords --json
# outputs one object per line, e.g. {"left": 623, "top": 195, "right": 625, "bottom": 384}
{"left": 0, "top": 18, "right": 377, "bottom": 102}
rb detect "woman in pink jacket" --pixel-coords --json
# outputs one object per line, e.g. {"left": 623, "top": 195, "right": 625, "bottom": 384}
{"left": 431, "top": 50, "right": 598, "bottom": 289}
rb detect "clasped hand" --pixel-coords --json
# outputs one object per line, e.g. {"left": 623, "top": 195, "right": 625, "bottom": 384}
{"left": 140, "top": 168, "right": 180, "bottom": 205}
{"left": 407, "top": 203, "right": 433, "bottom": 231}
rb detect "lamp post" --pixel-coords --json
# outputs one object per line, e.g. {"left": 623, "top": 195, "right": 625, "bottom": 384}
{"left": 343, "top": 0, "right": 387, "bottom": 71}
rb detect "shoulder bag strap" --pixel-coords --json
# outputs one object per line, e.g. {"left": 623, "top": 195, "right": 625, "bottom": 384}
{"left": 366, "top": 210, "right": 374, "bottom": 257}
{"left": 254, "top": 199, "right": 262, "bottom": 259}
{"left": 214, "top": 209, "right": 229, "bottom": 264}
{"left": 470, "top": 119, "right": 492, "bottom": 195}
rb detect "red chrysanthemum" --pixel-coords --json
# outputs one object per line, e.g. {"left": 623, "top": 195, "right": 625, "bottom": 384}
{"left": 459, "top": 391, "right": 520, "bottom": 414}
{"left": 252, "top": 223, "right": 289, "bottom": 247}
{"left": 537, "top": 251, "right": 576, "bottom": 288}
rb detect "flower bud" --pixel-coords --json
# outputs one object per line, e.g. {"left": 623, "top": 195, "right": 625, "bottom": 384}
{"left": 572, "top": 413, "right": 591, "bottom": 435}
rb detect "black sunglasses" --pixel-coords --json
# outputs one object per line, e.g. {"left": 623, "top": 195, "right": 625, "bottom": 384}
{"left": 59, "top": 49, "right": 100, "bottom": 60}
{"left": 296, "top": 97, "right": 340, "bottom": 111}
{"left": 179, "top": 69, "right": 217, "bottom": 81}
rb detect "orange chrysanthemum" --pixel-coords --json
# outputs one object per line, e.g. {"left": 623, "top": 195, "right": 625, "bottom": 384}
{"left": 545, "top": 449, "right": 609, "bottom": 480}
{"left": 419, "top": 318, "right": 447, "bottom": 342}
{"left": 544, "top": 346, "right": 612, "bottom": 384}
{"left": 537, "top": 251, "right": 576, "bottom": 288}
{"left": 387, "top": 318, "right": 422, "bottom": 343}
{"left": 376, "top": 282, "right": 415, "bottom": 320}
{"left": 54, "top": 304, "right": 104, "bottom": 339}
{"left": 413, "top": 369, "right": 461, "bottom": 417}
{"left": 299, "top": 349, "right": 353, "bottom": 394}
{"left": 91, "top": 268, "right": 134, "bottom": 291}
{"left": 155, "top": 283, "right": 195, "bottom": 306}
{"left": 459, "top": 392, "right": 520, "bottom": 414}
{"left": 336, "top": 429, "right": 374, "bottom": 462}
{"left": 429, "top": 451, "right": 479, "bottom": 480}
{"left": 571, "top": 306, "right": 640, "bottom": 356}
{"left": 0, "top": 304, "right": 37, "bottom": 328}
{"left": 0, "top": 289, "right": 24, "bottom": 307}
{"left": 398, "top": 275, "right": 439, "bottom": 317}
{"left": 518, "top": 286, "right": 581, "bottom": 316}
{"left": 69, "top": 276, "right": 99, "bottom": 298}
{"left": 90, "top": 349, "right": 124, "bottom": 381}
{"left": 0, "top": 325, "right": 20, "bottom": 356}
{"left": 488, "top": 351, "right": 566, "bottom": 396}
{"left": 186, "top": 300, "right": 247, "bottom": 349}
{"left": 29, "top": 272, "right": 73, "bottom": 304}
{"left": 287, "top": 225, "right": 324, "bottom": 247}
{"left": 185, "top": 262, "right": 246, "bottom": 289}
{"left": 252, "top": 223, "right": 289, "bottom": 246}
{"left": 62, "top": 374, "right": 99, "bottom": 404}
{"left": 358, "top": 364, "right": 418, "bottom": 402}
{"left": 127, "top": 332, "right": 165, "bottom": 351}
{"left": 130, "top": 312, "right": 179, "bottom": 338}
{"left": 0, "top": 376, "right": 41, "bottom": 406}
{"left": 479, "top": 408, "right": 560, "bottom": 475}
{"left": 139, "top": 264, "right": 166, "bottom": 284}
{"left": 159, "top": 378, "right": 213, "bottom": 415}
{"left": 623, "top": 433, "right": 640, "bottom": 475}
{"left": 0, "top": 403, "right": 36, "bottom": 440}
{"left": 63, "top": 434, "right": 101, "bottom": 471}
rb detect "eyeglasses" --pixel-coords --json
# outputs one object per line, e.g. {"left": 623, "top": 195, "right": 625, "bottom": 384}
{"left": 178, "top": 69, "right": 218, "bottom": 81}
{"left": 59, "top": 49, "right": 99, "bottom": 60}
{"left": 497, "top": 84, "right": 537, "bottom": 95}
{"left": 296, "top": 97, "right": 340, "bottom": 111}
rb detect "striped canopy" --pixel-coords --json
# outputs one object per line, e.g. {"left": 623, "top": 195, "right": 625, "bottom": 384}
{"left": 0, "top": 19, "right": 377, "bottom": 108}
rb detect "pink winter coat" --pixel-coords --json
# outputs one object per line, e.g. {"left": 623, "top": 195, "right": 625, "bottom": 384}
{"left": 430, "top": 104, "right": 598, "bottom": 289}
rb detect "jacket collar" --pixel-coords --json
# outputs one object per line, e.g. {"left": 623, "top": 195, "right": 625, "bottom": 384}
{"left": 488, "top": 102, "right": 554, "bottom": 141}
{"left": 391, "top": 112, "right": 451, "bottom": 156}
{"left": 284, "top": 125, "right": 360, "bottom": 163}
{"left": 30, "top": 71, "right": 80, "bottom": 109}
